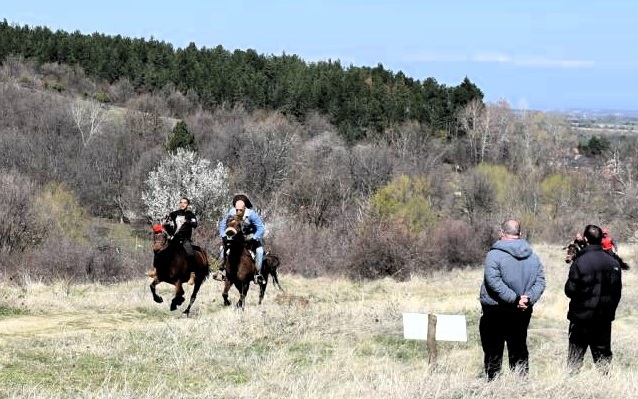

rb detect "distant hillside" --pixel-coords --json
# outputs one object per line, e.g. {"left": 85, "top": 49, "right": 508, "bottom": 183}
{"left": 0, "top": 19, "right": 484, "bottom": 141}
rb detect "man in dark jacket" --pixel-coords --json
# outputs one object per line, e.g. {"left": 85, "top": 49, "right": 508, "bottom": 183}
{"left": 565, "top": 224, "right": 622, "bottom": 374}
{"left": 159, "top": 197, "right": 198, "bottom": 285}
{"left": 479, "top": 219, "right": 546, "bottom": 381}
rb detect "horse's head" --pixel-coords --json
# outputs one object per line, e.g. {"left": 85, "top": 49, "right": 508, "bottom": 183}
{"left": 152, "top": 224, "right": 169, "bottom": 253}
{"left": 224, "top": 215, "right": 244, "bottom": 241}
{"left": 563, "top": 242, "right": 580, "bottom": 264}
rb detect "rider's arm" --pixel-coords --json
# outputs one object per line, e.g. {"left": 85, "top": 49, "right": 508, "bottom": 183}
{"left": 187, "top": 211, "right": 198, "bottom": 229}
{"left": 249, "top": 211, "right": 265, "bottom": 240}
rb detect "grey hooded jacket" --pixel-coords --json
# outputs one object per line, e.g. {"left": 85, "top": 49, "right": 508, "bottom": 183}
{"left": 479, "top": 238, "right": 546, "bottom": 307}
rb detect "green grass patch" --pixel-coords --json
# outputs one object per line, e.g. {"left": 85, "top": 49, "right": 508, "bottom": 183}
{"left": 288, "top": 341, "right": 335, "bottom": 366}
{"left": 356, "top": 334, "right": 427, "bottom": 362}
{"left": 0, "top": 305, "right": 29, "bottom": 318}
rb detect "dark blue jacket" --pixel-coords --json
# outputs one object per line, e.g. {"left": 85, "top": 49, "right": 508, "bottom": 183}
{"left": 565, "top": 244, "right": 622, "bottom": 322}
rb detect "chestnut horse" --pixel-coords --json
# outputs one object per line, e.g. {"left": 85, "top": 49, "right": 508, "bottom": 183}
{"left": 150, "top": 224, "right": 210, "bottom": 316}
{"left": 220, "top": 215, "right": 282, "bottom": 308}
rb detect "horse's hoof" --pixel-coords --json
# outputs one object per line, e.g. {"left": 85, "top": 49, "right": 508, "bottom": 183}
{"left": 153, "top": 297, "right": 163, "bottom": 304}
{"left": 170, "top": 303, "right": 177, "bottom": 311}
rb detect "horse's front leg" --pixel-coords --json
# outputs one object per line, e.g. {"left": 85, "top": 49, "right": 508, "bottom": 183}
{"left": 183, "top": 279, "right": 202, "bottom": 317}
{"left": 222, "top": 279, "right": 232, "bottom": 306}
{"left": 150, "top": 279, "right": 163, "bottom": 303}
{"left": 237, "top": 281, "right": 250, "bottom": 309}
{"left": 258, "top": 276, "right": 268, "bottom": 305}
{"left": 171, "top": 281, "right": 186, "bottom": 311}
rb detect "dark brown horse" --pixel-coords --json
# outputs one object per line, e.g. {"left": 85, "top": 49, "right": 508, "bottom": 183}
{"left": 150, "top": 224, "right": 210, "bottom": 316}
{"left": 563, "top": 239, "right": 630, "bottom": 270}
{"left": 219, "top": 215, "right": 282, "bottom": 308}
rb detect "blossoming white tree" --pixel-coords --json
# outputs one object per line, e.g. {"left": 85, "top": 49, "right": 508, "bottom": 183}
{"left": 142, "top": 148, "right": 229, "bottom": 223}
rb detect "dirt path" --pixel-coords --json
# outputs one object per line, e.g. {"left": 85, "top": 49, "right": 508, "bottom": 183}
{"left": 0, "top": 311, "right": 148, "bottom": 343}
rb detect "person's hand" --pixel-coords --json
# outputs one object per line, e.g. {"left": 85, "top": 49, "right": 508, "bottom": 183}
{"left": 517, "top": 295, "right": 529, "bottom": 310}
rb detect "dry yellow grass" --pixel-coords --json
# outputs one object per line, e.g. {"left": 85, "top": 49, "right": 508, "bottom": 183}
{"left": 0, "top": 244, "right": 636, "bottom": 398}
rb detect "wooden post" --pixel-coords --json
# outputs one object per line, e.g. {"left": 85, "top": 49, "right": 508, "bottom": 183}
{"left": 427, "top": 313, "right": 437, "bottom": 365}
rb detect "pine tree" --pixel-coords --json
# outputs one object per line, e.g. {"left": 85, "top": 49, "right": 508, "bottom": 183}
{"left": 165, "top": 120, "right": 197, "bottom": 152}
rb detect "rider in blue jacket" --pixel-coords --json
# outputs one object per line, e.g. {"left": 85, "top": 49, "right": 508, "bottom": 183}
{"left": 218, "top": 194, "right": 266, "bottom": 284}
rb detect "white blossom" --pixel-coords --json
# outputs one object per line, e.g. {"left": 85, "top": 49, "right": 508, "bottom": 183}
{"left": 142, "top": 149, "right": 229, "bottom": 223}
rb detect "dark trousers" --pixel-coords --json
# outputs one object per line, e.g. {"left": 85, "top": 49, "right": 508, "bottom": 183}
{"left": 567, "top": 321, "right": 613, "bottom": 374}
{"left": 182, "top": 239, "right": 194, "bottom": 257}
{"left": 479, "top": 305, "right": 532, "bottom": 380}
{"left": 182, "top": 239, "right": 196, "bottom": 272}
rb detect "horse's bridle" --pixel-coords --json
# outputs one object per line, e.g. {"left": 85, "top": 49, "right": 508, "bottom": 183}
{"left": 153, "top": 229, "right": 171, "bottom": 253}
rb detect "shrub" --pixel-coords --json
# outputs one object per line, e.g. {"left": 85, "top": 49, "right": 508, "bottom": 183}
{"left": 540, "top": 172, "right": 573, "bottom": 219}
{"left": 43, "top": 79, "right": 64, "bottom": 92}
{"left": 371, "top": 175, "right": 437, "bottom": 233}
{"left": 0, "top": 171, "right": 49, "bottom": 254}
{"left": 92, "top": 90, "right": 111, "bottom": 103}
{"left": 23, "top": 236, "right": 133, "bottom": 284}
{"left": 345, "top": 220, "right": 413, "bottom": 282}
{"left": 425, "top": 219, "right": 490, "bottom": 270}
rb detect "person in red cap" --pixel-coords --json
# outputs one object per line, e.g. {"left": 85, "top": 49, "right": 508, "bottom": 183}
{"left": 601, "top": 228, "right": 617, "bottom": 253}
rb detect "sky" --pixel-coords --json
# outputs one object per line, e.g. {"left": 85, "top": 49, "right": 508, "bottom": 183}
{"left": 4, "top": 1, "right": 638, "bottom": 111}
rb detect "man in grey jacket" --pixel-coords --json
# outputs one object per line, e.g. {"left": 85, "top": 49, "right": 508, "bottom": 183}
{"left": 479, "top": 219, "right": 546, "bottom": 381}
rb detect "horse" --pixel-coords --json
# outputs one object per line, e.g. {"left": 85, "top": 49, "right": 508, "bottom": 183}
{"left": 563, "top": 239, "right": 585, "bottom": 264}
{"left": 219, "top": 215, "right": 283, "bottom": 308}
{"left": 149, "top": 224, "right": 210, "bottom": 316}
{"left": 563, "top": 240, "right": 630, "bottom": 270}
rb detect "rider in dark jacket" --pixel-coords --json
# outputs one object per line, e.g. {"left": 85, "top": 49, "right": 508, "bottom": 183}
{"left": 148, "top": 197, "right": 198, "bottom": 284}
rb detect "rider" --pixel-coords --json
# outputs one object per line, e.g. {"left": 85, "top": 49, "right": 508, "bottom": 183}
{"left": 218, "top": 194, "right": 266, "bottom": 284}
{"left": 601, "top": 228, "right": 617, "bottom": 253}
{"left": 154, "top": 197, "right": 198, "bottom": 285}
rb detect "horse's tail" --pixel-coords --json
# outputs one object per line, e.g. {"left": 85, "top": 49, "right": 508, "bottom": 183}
{"left": 194, "top": 247, "right": 211, "bottom": 278}
{"left": 613, "top": 252, "right": 631, "bottom": 270}
{"left": 265, "top": 253, "right": 283, "bottom": 291}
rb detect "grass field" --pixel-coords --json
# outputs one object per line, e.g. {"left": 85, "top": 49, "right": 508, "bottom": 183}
{"left": 0, "top": 244, "right": 636, "bottom": 398}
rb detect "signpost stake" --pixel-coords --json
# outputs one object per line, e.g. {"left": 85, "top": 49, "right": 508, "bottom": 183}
{"left": 426, "top": 313, "right": 438, "bottom": 364}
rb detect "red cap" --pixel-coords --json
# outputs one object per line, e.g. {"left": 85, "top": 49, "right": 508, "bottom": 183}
{"left": 152, "top": 224, "right": 163, "bottom": 233}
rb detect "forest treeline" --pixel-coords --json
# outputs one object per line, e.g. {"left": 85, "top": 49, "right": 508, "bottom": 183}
{"left": 1, "top": 21, "right": 636, "bottom": 285}
{"left": 0, "top": 19, "right": 483, "bottom": 141}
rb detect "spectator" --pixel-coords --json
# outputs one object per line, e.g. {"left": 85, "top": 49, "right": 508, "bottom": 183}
{"left": 565, "top": 224, "right": 622, "bottom": 375}
{"left": 479, "top": 219, "right": 546, "bottom": 381}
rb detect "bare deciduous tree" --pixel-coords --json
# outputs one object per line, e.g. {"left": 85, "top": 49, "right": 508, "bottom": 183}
{"left": 71, "top": 98, "right": 107, "bottom": 148}
{"left": 234, "top": 112, "right": 300, "bottom": 203}
{"left": 286, "top": 131, "right": 354, "bottom": 227}
{"left": 387, "top": 121, "right": 448, "bottom": 174}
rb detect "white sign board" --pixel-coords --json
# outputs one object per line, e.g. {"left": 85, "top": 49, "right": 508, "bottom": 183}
{"left": 402, "top": 312, "right": 467, "bottom": 342}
